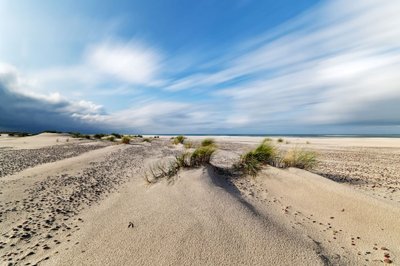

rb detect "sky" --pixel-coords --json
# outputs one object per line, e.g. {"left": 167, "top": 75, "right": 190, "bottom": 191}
{"left": 0, "top": 0, "right": 399, "bottom": 134}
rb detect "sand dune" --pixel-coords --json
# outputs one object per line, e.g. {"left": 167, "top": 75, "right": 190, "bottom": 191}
{"left": 0, "top": 134, "right": 399, "bottom": 265}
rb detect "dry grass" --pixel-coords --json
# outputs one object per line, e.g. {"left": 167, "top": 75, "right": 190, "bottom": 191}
{"left": 173, "top": 135, "right": 186, "bottom": 145}
{"left": 201, "top": 138, "right": 216, "bottom": 147}
{"left": 237, "top": 139, "right": 317, "bottom": 176}
{"left": 184, "top": 142, "right": 194, "bottom": 149}
{"left": 121, "top": 136, "right": 131, "bottom": 144}
{"left": 281, "top": 149, "right": 317, "bottom": 170}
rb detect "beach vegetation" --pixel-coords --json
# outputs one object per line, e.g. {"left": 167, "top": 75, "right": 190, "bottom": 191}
{"left": 143, "top": 138, "right": 152, "bottom": 143}
{"left": 173, "top": 135, "right": 186, "bottom": 145}
{"left": 111, "top": 133, "right": 122, "bottom": 139}
{"left": 106, "top": 136, "right": 115, "bottom": 142}
{"left": 94, "top": 133, "right": 106, "bottom": 139}
{"left": 184, "top": 142, "right": 194, "bottom": 149}
{"left": 201, "top": 138, "right": 216, "bottom": 147}
{"left": 121, "top": 136, "right": 131, "bottom": 144}
{"left": 190, "top": 145, "right": 216, "bottom": 167}
{"left": 237, "top": 140, "right": 276, "bottom": 176}
{"left": 281, "top": 149, "right": 317, "bottom": 170}
{"left": 277, "top": 138, "right": 284, "bottom": 143}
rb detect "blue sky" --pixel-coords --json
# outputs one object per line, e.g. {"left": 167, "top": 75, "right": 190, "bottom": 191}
{"left": 0, "top": 0, "right": 399, "bottom": 134}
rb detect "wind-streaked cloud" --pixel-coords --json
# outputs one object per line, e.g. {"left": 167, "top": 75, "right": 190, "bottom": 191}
{"left": 1, "top": 0, "right": 399, "bottom": 134}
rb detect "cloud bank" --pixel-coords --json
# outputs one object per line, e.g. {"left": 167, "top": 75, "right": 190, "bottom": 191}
{"left": 1, "top": 0, "right": 399, "bottom": 134}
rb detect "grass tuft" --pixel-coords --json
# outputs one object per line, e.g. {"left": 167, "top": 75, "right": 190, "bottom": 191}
{"left": 190, "top": 145, "right": 216, "bottom": 167}
{"left": 277, "top": 138, "right": 284, "bottom": 143}
{"left": 143, "top": 138, "right": 152, "bottom": 143}
{"left": 175, "top": 152, "right": 192, "bottom": 168}
{"left": 184, "top": 142, "right": 194, "bottom": 149}
{"left": 201, "top": 138, "right": 216, "bottom": 147}
{"left": 121, "top": 136, "right": 131, "bottom": 144}
{"left": 106, "top": 136, "right": 115, "bottom": 142}
{"left": 282, "top": 149, "right": 317, "bottom": 170}
{"left": 238, "top": 140, "right": 276, "bottom": 176}
{"left": 173, "top": 135, "right": 186, "bottom": 145}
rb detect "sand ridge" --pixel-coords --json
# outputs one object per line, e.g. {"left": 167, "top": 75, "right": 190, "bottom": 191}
{"left": 0, "top": 134, "right": 399, "bottom": 265}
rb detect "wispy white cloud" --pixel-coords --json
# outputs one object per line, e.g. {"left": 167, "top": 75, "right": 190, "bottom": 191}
{"left": 165, "top": 0, "right": 400, "bottom": 131}
{"left": 2, "top": 0, "right": 400, "bottom": 133}
{"left": 86, "top": 40, "right": 162, "bottom": 84}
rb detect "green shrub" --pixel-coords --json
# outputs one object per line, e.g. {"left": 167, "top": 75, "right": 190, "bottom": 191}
{"left": 277, "top": 138, "right": 284, "bottom": 143}
{"left": 143, "top": 138, "right": 152, "bottom": 143}
{"left": 173, "top": 135, "right": 186, "bottom": 145}
{"left": 201, "top": 138, "right": 216, "bottom": 147}
{"left": 121, "top": 136, "right": 131, "bottom": 144}
{"left": 190, "top": 145, "right": 216, "bottom": 167}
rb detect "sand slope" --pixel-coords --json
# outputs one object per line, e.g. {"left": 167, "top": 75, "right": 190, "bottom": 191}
{"left": 44, "top": 168, "right": 324, "bottom": 266}
{"left": 1, "top": 137, "right": 399, "bottom": 265}
{"left": 232, "top": 167, "right": 400, "bottom": 264}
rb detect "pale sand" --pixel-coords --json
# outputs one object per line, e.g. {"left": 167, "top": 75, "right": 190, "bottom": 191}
{"left": 0, "top": 133, "right": 80, "bottom": 150}
{"left": 0, "top": 133, "right": 399, "bottom": 265}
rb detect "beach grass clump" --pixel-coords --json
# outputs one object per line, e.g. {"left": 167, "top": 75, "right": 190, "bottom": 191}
{"left": 184, "top": 142, "right": 194, "bottom": 149}
{"left": 238, "top": 140, "right": 276, "bottom": 176}
{"left": 94, "top": 133, "right": 106, "bottom": 139}
{"left": 277, "top": 138, "right": 284, "bottom": 143}
{"left": 121, "top": 136, "right": 131, "bottom": 144}
{"left": 143, "top": 138, "right": 152, "bottom": 143}
{"left": 69, "top": 132, "right": 91, "bottom": 139}
{"left": 111, "top": 133, "right": 122, "bottom": 139}
{"left": 201, "top": 138, "right": 216, "bottom": 147}
{"left": 282, "top": 149, "right": 317, "bottom": 170}
{"left": 146, "top": 160, "right": 179, "bottom": 183}
{"left": 190, "top": 145, "right": 216, "bottom": 167}
{"left": 106, "top": 135, "right": 115, "bottom": 142}
{"left": 239, "top": 151, "right": 262, "bottom": 176}
{"left": 175, "top": 152, "right": 192, "bottom": 168}
{"left": 173, "top": 135, "right": 186, "bottom": 145}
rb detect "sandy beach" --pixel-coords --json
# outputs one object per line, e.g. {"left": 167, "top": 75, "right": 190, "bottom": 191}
{"left": 0, "top": 133, "right": 399, "bottom": 265}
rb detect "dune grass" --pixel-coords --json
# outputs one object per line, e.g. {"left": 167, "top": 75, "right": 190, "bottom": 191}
{"left": 190, "top": 145, "right": 216, "bottom": 167}
{"left": 175, "top": 152, "right": 192, "bottom": 168}
{"left": 184, "top": 142, "right": 194, "bottom": 149}
{"left": 173, "top": 135, "right": 186, "bottom": 145}
{"left": 237, "top": 139, "right": 317, "bottom": 176}
{"left": 201, "top": 138, "right": 216, "bottom": 147}
{"left": 94, "top": 133, "right": 106, "bottom": 139}
{"left": 277, "top": 138, "right": 284, "bottom": 143}
{"left": 121, "top": 136, "right": 131, "bottom": 144}
{"left": 143, "top": 138, "right": 152, "bottom": 143}
{"left": 144, "top": 139, "right": 217, "bottom": 184}
{"left": 238, "top": 139, "right": 276, "bottom": 176}
{"left": 282, "top": 149, "right": 317, "bottom": 170}
{"left": 106, "top": 136, "right": 115, "bottom": 142}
